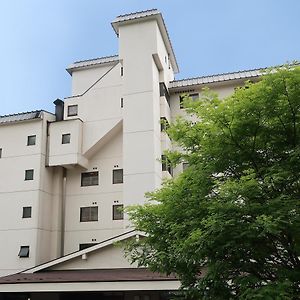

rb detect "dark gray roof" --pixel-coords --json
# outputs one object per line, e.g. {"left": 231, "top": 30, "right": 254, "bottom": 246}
{"left": 0, "top": 110, "right": 44, "bottom": 125}
{"left": 66, "top": 55, "right": 119, "bottom": 74}
{"left": 112, "top": 9, "right": 159, "bottom": 23}
{"left": 169, "top": 68, "right": 265, "bottom": 89}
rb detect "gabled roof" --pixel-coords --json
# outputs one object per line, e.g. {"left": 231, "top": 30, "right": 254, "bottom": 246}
{"left": 111, "top": 9, "right": 179, "bottom": 73}
{"left": 0, "top": 110, "right": 52, "bottom": 125}
{"left": 170, "top": 67, "right": 264, "bottom": 89}
{"left": 23, "top": 230, "right": 145, "bottom": 274}
{"left": 66, "top": 55, "right": 119, "bottom": 75}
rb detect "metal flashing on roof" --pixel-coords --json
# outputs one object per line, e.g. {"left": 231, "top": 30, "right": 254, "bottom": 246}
{"left": 169, "top": 67, "right": 266, "bottom": 89}
{"left": 0, "top": 110, "right": 44, "bottom": 125}
{"left": 66, "top": 55, "right": 119, "bottom": 75}
{"left": 111, "top": 9, "right": 179, "bottom": 73}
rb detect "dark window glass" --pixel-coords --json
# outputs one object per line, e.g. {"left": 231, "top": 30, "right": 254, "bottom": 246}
{"left": 0, "top": 148, "right": 2, "bottom": 158}
{"left": 113, "top": 169, "right": 123, "bottom": 184}
{"left": 67, "top": 105, "right": 78, "bottom": 117}
{"left": 22, "top": 207, "right": 32, "bottom": 218}
{"left": 159, "top": 82, "right": 170, "bottom": 106}
{"left": 120, "top": 98, "right": 124, "bottom": 108}
{"left": 27, "top": 135, "right": 36, "bottom": 146}
{"left": 121, "top": 67, "right": 124, "bottom": 76}
{"left": 80, "top": 206, "right": 98, "bottom": 222}
{"left": 79, "top": 243, "right": 98, "bottom": 250}
{"left": 25, "top": 169, "right": 34, "bottom": 181}
{"left": 62, "top": 133, "right": 71, "bottom": 144}
{"left": 160, "top": 117, "right": 170, "bottom": 132}
{"left": 113, "top": 204, "right": 124, "bottom": 220}
{"left": 18, "top": 246, "right": 29, "bottom": 258}
{"left": 81, "top": 172, "right": 99, "bottom": 186}
{"left": 161, "top": 155, "right": 173, "bottom": 176}
{"left": 180, "top": 93, "right": 199, "bottom": 109}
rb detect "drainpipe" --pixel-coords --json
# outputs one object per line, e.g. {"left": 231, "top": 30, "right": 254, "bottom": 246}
{"left": 60, "top": 167, "right": 67, "bottom": 256}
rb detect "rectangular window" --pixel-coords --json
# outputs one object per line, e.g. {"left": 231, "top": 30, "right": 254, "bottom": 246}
{"left": 161, "top": 155, "right": 173, "bottom": 176}
{"left": 18, "top": 246, "right": 29, "bottom": 258}
{"left": 0, "top": 148, "right": 2, "bottom": 158}
{"left": 113, "top": 204, "right": 124, "bottom": 220}
{"left": 62, "top": 133, "right": 71, "bottom": 144}
{"left": 67, "top": 105, "right": 78, "bottom": 116}
{"left": 121, "top": 66, "right": 124, "bottom": 76}
{"left": 80, "top": 206, "right": 98, "bottom": 222}
{"left": 22, "top": 207, "right": 32, "bottom": 218}
{"left": 25, "top": 169, "right": 34, "bottom": 181}
{"left": 112, "top": 169, "right": 123, "bottom": 184}
{"left": 27, "top": 135, "right": 36, "bottom": 146}
{"left": 120, "top": 98, "right": 124, "bottom": 108}
{"left": 180, "top": 93, "right": 199, "bottom": 109}
{"left": 81, "top": 171, "right": 99, "bottom": 186}
{"left": 159, "top": 82, "right": 170, "bottom": 106}
{"left": 160, "top": 117, "right": 170, "bottom": 132}
{"left": 79, "top": 243, "right": 97, "bottom": 251}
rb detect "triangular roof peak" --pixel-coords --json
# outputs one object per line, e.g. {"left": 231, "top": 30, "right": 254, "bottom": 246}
{"left": 23, "top": 230, "right": 145, "bottom": 274}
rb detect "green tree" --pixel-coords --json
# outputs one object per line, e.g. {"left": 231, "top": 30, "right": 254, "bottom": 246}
{"left": 126, "top": 65, "right": 300, "bottom": 299}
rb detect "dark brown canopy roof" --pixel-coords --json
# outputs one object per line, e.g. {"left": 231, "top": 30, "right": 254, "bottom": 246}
{"left": 0, "top": 268, "right": 177, "bottom": 284}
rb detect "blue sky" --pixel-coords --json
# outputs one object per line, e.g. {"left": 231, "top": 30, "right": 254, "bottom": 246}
{"left": 0, "top": 0, "right": 299, "bottom": 115}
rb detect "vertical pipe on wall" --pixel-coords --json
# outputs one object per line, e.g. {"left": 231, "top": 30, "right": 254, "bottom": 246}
{"left": 60, "top": 168, "right": 67, "bottom": 256}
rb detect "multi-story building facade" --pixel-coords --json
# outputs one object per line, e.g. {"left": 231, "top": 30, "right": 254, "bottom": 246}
{"left": 0, "top": 9, "right": 263, "bottom": 300}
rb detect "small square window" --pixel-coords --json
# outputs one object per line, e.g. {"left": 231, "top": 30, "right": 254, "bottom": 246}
{"left": 0, "top": 148, "right": 2, "bottom": 158}
{"left": 80, "top": 207, "right": 98, "bottom": 222}
{"left": 81, "top": 171, "right": 99, "bottom": 186}
{"left": 18, "top": 246, "right": 29, "bottom": 258}
{"left": 62, "top": 134, "right": 71, "bottom": 144}
{"left": 27, "top": 135, "right": 36, "bottom": 146}
{"left": 113, "top": 169, "right": 123, "bottom": 184}
{"left": 113, "top": 204, "right": 124, "bottom": 220}
{"left": 22, "top": 207, "right": 32, "bottom": 218}
{"left": 25, "top": 169, "right": 34, "bottom": 181}
{"left": 67, "top": 105, "right": 78, "bottom": 117}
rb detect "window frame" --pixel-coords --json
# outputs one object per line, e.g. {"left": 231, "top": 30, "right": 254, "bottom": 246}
{"left": 27, "top": 135, "right": 36, "bottom": 146}
{"left": 81, "top": 171, "right": 99, "bottom": 187}
{"left": 22, "top": 207, "right": 32, "bottom": 218}
{"left": 67, "top": 105, "right": 78, "bottom": 117}
{"left": 62, "top": 133, "right": 71, "bottom": 144}
{"left": 80, "top": 206, "right": 98, "bottom": 222}
{"left": 112, "top": 169, "right": 123, "bottom": 184}
{"left": 179, "top": 93, "right": 199, "bottom": 109}
{"left": 113, "top": 204, "right": 124, "bottom": 220}
{"left": 18, "top": 246, "right": 30, "bottom": 258}
{"left": 25, "top": 169, "right": 34, "bottom": 181}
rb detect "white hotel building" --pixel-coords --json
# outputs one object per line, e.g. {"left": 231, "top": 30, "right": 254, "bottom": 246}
{"left": 0, "top": 9, "right": 263, "bottom": 300}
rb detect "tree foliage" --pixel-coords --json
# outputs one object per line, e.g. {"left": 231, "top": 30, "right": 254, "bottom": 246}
{"left": 126, "top": 65, "right": 300, "bottom": 299}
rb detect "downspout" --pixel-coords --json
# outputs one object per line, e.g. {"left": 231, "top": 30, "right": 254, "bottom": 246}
{"left": 60, "top": 167, "right": 67, "bottom": 256}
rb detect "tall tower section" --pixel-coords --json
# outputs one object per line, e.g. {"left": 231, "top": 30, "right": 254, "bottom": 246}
{"left": 112, "top": 10, "right": 179, "bottom": 212}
